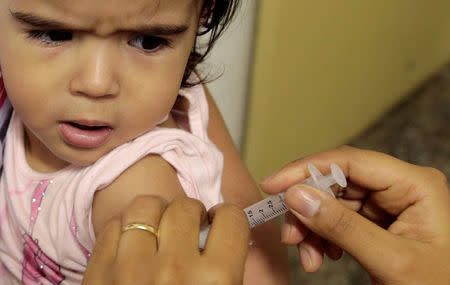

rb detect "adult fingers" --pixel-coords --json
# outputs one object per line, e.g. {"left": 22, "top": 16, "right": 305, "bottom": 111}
{"left": 281, "top": 211, "right": 309, "bottom": 245}
{"left": 82, "top": 219, "right": 121, "bottom": 285}
{"left": 338, "top": 181, "right": 368, "bottom": 200}
{"left": 261, "top": 146, "right": 428, "bottom": 216}
{"left": 282, "top": 182, "right": 369, "bottom": 245}
{"left": 359, "top": 198, "right": 395, "bottom": 228}
{"left": 261, "top": 145, "right": 408, "bottom": 192}
{"left": 115, "top": 196, "right": 167, "bottom": 271}
{"left": 203, "top": 203, "right": 250, "bottom": 276}
{"left": 297, "top": 232, "right": 324, "bottom": 273}
{"left": 158, "top": 197, "right": 207, "bottom": 255}
{"left": 285, "top": 184, "right": 401, "bottom": 274}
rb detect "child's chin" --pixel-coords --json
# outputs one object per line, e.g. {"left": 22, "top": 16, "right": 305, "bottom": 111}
{"left": 57, "top": 149, "right": 107, "bottom": 167}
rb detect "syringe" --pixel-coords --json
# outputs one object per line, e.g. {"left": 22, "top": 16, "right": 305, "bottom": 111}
{"left": 198, "top": 163, "right": 347, "bottom": 249}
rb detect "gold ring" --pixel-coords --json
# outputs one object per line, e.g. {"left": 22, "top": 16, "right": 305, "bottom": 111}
{"left": 122, "top": 223, "right": 158, "bottom": 238}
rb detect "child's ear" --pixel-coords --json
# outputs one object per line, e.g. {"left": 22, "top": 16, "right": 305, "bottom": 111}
{"left": 198, "top": 0, "right": 214, "bottom": 27}
{"left": 199, "top": 14, "right": 207, "bottom": 27}
{"left": 198, "top": 10, "right": 209, "bottom": 27}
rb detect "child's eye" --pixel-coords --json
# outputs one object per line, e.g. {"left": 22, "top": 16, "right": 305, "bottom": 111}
{"left": 128, "top": 36, "right": 169, "bottom": 52}
{"left": 27, "top": 30, "right": 73, "bottom": 45}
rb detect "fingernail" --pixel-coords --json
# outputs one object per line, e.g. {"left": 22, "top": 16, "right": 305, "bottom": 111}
{"left": 299, "top": 247, "right": 312, "bottom": 271}
{"left": 286, "top": 186, "right": 321, "bottom": 218}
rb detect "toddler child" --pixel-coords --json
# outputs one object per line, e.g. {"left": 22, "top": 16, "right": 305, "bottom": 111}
{"left": 0, "top": 0, "right": 288, "bottom": 284}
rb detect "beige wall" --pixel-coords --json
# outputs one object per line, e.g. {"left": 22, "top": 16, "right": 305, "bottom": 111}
{"left": 244, "top": 0, "right": 450, "bottom": 182}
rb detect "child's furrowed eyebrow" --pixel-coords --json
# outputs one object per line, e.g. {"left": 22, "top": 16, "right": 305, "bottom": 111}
{"left": 10, "top": 10, "right": 190, "bottom": 36}
{"left": 10, "top": 10, "right": 69, "bottom": 29}
{"left": 122, "top": 24, "right": 189, "bottom": 36}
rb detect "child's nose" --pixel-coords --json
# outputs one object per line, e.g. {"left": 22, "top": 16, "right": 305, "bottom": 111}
{"left": 69, "top": 42, "right": 119, "bottom": 98}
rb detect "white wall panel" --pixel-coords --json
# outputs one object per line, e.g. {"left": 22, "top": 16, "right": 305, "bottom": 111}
{"left": 201, "top": 0, "right": 257, "bottom": 151}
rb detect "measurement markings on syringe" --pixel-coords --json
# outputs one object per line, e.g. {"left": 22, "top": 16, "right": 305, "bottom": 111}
{"left": 198, "top": 163, "right": 347, "bottom": 249}
{"left": 245, "top": 194, "right": 289, "bottom": 228}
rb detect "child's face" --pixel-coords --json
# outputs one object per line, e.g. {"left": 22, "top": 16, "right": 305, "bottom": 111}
{"left": 0, "top": 0, "right": 202, "bottom": 169}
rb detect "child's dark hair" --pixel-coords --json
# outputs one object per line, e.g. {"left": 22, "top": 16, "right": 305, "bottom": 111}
{"left": 182, "top": 0, "right": 241, "bottom": 88}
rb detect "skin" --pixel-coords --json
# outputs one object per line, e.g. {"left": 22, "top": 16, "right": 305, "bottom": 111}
{"left": 262, "top": 146, "right": 450, "bottom": 285}
{"left": 0, "top": 0, "right": 289, "bottom": 283}
{"left": 205, "top": 89, "right": 289, "bottom": 284}
{"left": 83, "top": 196, "right": 251, "bottom": 285}
{"left": 0, "top": 0, "right": 201, "bottom": 170}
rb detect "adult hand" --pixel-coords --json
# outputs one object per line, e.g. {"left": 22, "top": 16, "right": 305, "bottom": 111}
{"left": 261, "top": 146, "right": 450, "bottom": 285}
{"left": 82, "top": 196, "right": 250, "bottom": 285}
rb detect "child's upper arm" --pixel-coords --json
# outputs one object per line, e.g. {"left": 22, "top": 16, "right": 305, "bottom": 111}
{"left": 91, "top": 154, "right": 185, "bottom": 237}
{"left": 204, "top": 86, "right": 289, "bottom": 284}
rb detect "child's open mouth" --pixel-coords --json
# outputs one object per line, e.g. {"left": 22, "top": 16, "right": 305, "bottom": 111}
{"left": 59, "top": 121, "right": 113, "bottom": 148}
{"left": 69, "top": 122, "right": 106, "bottom": 131}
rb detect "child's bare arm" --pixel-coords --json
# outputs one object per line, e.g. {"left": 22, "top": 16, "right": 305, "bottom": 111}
{"left": 91, "top": 152, "right": 186, "bottom": 237}
{"left": 204, "top": 88, "right": 290, "bottom": 285}
{"left": 85, "top": 197, "right": 250, "bottom": 285}
{"left": 91, "top": 86, "right": 289, "bottom": 284}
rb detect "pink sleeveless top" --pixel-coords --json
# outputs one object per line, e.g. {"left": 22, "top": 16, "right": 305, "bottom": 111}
{"left": 0, "top": 78, "right": 224, "bottom": 284}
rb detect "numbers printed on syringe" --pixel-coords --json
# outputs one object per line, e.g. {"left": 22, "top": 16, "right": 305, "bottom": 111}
{"left": 198, "top": 163, "right": 347, "bottom": 249}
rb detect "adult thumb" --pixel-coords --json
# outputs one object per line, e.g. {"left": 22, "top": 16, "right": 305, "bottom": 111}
{"left": 285, "top": 184, "right": 399, "bottom": 273}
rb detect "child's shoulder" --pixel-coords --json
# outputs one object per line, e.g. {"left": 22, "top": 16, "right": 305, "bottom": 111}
{"left": 90, "top": 113, "right": 188, "bottom": 237}
{"left": 91, "top": 150, "right": 185, "bottom": 237}
{"left": 89, "top": 82, "right": 219, "bottom": 238}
